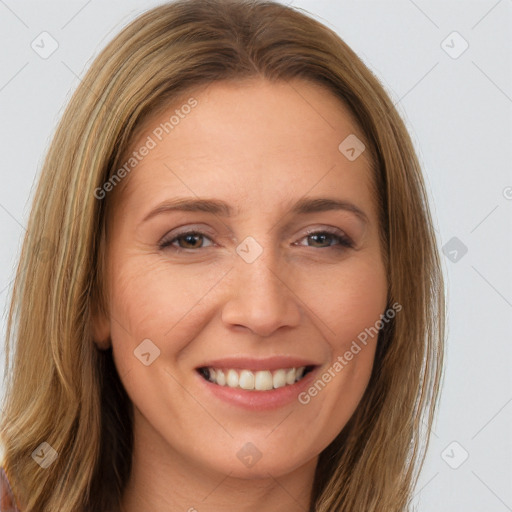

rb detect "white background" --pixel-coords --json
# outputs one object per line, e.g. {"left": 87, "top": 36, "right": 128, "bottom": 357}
{"left": 0, "top": 1, "right": 511, "bottom": 510}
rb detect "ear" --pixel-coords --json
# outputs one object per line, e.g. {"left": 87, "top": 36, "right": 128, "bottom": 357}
{"left": 91, "top": 302, "right": 111, "bottom": 350}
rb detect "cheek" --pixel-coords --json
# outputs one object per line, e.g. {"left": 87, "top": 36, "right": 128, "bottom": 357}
{"left": 107, "top": 255, "right": 227, "bottom": 357}
{"left": 299, "top": 256, "right": 388, "bottom": 350}
{"left": 292, "top": 258, "right": 387, "bottom": 430}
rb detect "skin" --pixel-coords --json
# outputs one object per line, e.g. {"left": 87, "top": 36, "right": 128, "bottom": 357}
{"left": 92, "top": 77, "right": 388, "bottom": 512}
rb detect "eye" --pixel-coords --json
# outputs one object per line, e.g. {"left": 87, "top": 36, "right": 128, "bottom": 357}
{"left": 159, "top": 231, "right": 214, "bottom": 251}
{"left": 158, "top": 227, "right": 354, "bottom": 253}
{"left": 295, "top": 229, "right": 354, "bottom": 249}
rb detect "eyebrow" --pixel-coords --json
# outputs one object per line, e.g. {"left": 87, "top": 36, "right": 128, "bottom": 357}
{"left": 141, "top": 196, "right": 369, "bottom": 224}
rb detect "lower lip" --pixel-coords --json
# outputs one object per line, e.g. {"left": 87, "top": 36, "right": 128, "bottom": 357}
{"left": 196, "top": 368, "right": 319, "bottom": 411}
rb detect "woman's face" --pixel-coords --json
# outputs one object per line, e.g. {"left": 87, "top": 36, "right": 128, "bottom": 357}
{"left": 94, "top": 78, "right": 387, "bottom": 479}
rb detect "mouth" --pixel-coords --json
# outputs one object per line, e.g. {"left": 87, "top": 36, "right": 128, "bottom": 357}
{"left": 196, "top": 365, "right": 315, "bottom": 391}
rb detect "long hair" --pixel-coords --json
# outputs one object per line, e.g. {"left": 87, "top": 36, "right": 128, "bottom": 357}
{"left": 0, "top": 1, "right": 445, "bottom": 510}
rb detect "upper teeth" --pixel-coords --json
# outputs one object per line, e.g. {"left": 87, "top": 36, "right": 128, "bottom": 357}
{"left": 203, "top": 367, "right": 307, "bottom": 391}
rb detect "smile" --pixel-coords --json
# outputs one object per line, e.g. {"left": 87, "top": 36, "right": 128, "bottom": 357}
{"left": 198, "top": 366, "right": 314, "bottom": 391}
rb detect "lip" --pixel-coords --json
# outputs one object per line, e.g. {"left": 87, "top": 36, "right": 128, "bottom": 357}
{"left": 196, "top": 355, "right": 320, "bottom": 372}
{"left": 195, "top": 359, "right": 321, "bottom": 411}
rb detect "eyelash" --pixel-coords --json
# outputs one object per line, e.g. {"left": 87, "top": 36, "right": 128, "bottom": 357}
{"left": 158, "top": 228, "right": 354, "bottom": 252}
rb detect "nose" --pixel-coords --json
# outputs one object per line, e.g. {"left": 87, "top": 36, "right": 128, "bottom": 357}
{"left": 221, "top": 249, "right": 302, "bottom": 337}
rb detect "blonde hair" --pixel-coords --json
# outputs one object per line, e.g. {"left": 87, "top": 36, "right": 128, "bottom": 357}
{"left": 0, "top": 1, "right": 445, "bottom": 510}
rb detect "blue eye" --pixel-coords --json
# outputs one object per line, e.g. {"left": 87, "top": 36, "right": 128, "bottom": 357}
{"left": 158, "top": 229, "right": 354, "bottom": 252}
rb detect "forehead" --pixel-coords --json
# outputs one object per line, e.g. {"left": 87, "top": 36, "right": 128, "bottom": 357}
{"left": 113, "top": 78, "right": 377, "bottom": 219}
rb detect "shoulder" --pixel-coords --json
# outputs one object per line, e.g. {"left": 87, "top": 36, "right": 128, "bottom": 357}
{"left": 0, "top": 466, "right": 20, "bottom": 511}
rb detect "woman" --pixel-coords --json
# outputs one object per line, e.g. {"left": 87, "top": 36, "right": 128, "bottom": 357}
{"left": 0, "top": 0, "right": 445, "bottom": 510}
